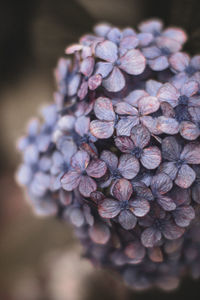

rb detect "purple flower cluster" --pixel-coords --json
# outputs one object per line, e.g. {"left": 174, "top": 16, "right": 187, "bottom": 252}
{"left": 16, "top": 19, "right": 200, "bottom": 291}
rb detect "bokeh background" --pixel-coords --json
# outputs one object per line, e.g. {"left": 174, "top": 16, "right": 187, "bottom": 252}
{"left": 1, "top": 0, "right": 200, "bottom": 299}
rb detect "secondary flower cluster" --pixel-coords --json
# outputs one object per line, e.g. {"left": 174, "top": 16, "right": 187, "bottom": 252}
{"left": 16, "top": 19, "right": 200, "bottom": 291}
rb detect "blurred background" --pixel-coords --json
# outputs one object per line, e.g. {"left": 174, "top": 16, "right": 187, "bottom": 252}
{"left": 1, "top": 0, "right": 200, "bottom": 299}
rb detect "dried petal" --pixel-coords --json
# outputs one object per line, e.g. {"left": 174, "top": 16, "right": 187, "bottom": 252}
{"left": 61, "top": 170, "right": 80, "bottom": 191}
{"left": 118, "top": 154, "right": 140, "bottom": 179}
{"left": 173, "top": 206, "right": 195, "bottom": 227}
{"left": 149, "top": 56, "right": 169, "bottom": 71}
{"left": 131, "top": 125, "right": 151, "bottom": 149}
{"left": 130, "top": 199, "right": 150, "bottom": 217}
{"left": 115, "top": 136, "right": 134, "bottom": 153}
{"left": 138, "top": 96, "right": 160, "bottom": 115}
{"left": 98, "top": 198, "right": 121, "bottom": 218}
{"left": 71, "top": 150, "right": 90, "bottom": 172}
{"left": 90, "top": 120, "right": 114, "bottom": 139}
{"left": 151, "top": 173, "right": 173, "bottom": 194}
{"left": 141, "top": 146, "right": 161, "bottom": 169}
{"left": 94, "top": 97, "right": 115, "bottom": 121}
{"left": 157, "top": 116, "right": 179, "bottom": 134}
{"left": 88, "top": 74, "right": 102, "bottom": 90}
{"left": 169, "top": 52, "right": 190, "bottom": 72}
{"left": 112, "top": 178, "right": 133, "bottom": 202}
{"left": 162, "top": 136, "right": 181, "bottom": 161}
{"left": 141, "top": 227, "right": 162, "bottom": 248}
{"left": 86, "top": 159, "right": 107, "bottom": 178}
{"left": 181, "top": 143, "right": 200, "bottom": 164}
{"left": 120, "top": 49, "right": 146, "bottom": 75}
{"left": 118, "top": 210, "right": 137, "bottom": 230}
{"left": 79, "top": 175, "right": 97, "bottom": 197}
{"left": 157, "top": 196, "right": 176, "bottom": 211}
{"left": 100, "top": 150, "right": 118, "bottom": 170}
{"left": 103, "top": 66, "right": 125, "bottom": 92}
{"left": 95, "top": 40, "right": 118, "bottom": 63}
{"left": 180, "top": 121, "right": 200, "bottom": 140}
{"left": 157, "top": 83, "right": 180, "bottom": 107}
{"left": 80, "top": 56, "right": 94, "bottom": 77}
{"left": 175, "top": 164, "right": 196, "bottom": 188}
{"left": 162, "top": 220, "right": 185, "bottom": 240}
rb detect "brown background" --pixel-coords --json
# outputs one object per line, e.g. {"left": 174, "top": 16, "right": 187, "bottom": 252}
{"left": 1, "top": 0, "right": 200, "bottom": 299}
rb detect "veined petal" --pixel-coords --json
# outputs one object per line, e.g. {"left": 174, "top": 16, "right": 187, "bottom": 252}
{"left": 116, "top": 116, "right": 139, "bottom": 136}
{"left": 169, "top": 52, "right": 190, "bottom": 72}
{"left": 157, "top": 83, "right": 180, "bottom": 107}
{"left": 103, "top": 67, "right": 125, "bottom": 92}
{"left": 98, "top": 198, "right": 121, "bottom": 218}
{"left": 175, "top": 164, "right": 196, "bottom": 188}
{"left": 95, "top": 61, "right": 113, "bottom": 78}
{"left": 118, "top": 210, "right": 137, "bottom": 230}
{"left": 130, "top": 199, "right": 150, "bottom": 217}
{"left": 180, "top": 121, "right": 200, "bottom": 141}
{"left": 151, "top": 173, "right": 173, "bottom": 194}
{"left": 61, "top": 171, "right": 80, "bottom": 191}
{"left": 95, "top": 40, "right": 118, "bottom": 63}
{"left": 115, "top": 136, "right": 134, "bottom": 153}
{"left": 71, "top": 150, "right": 90, "bottom": 172}
{"left": 86, "top": 159, "right": 107, "bottom": 178}
{"left": 149, "top": 56, "right": 169, "bottom": 71}
{"left": 94, "top": 97, "right": 115, "bottom": 121}
{"left": 157, "top": 116, "right": 179, "bottom": 134}
{"left": 131, "top": 124, "right": 151, "bottom": 149}
{"left": 112, "top": 178, "right": 133, "bottom": 202}
{"left": 157, "top": 196, "right": 176, "bottom": 211}
{"left": 118, "top": 154, "right": 140, "bottom": 179}
{"left": 120, "top": 49, "right": 146, "bottom": 75}
{"left": 138, "top": 96, "right": 160, "bottom": 115}
{"left": 90, "top": 120, "right": 114, "bottom": 139}
{"left": 181, "top": 143, "right": 200, "bottom": 164}
{"left": 141, "top": 227, "right": 162, "bottom": 248}
{"left": 141, "top": 146, "right": 161, "bottom": 169}
{"left": 79, "top": 175, "right": 97, "bottom": 197}
{"left": 100, "top": 150, "right": 118, "bottom": 170}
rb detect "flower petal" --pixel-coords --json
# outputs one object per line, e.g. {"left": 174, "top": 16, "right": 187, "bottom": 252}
{"left": 138, "top": 96, "right": 160, "bottom": 115}
{"left": 162, "top": 220, "right": 185, "bottom": 240}
{"left": 124, "top": 241, "right": 145, "bottom": 261}
{"left": 115, "top": 136, "right": 134, "bottom": 153}
{"left": 75, "top": 116, "right": 90, "bottom": 137}
{"left": 140, "top": 116, "right": 161, "bottom": 135}
{"left": 125, "top": 89, "right": 148, "bottom": 107}
{"left": 162, "top": 136, "right": 182, "bottom": 161}
{"left": 103, "top": 67, "right": 125, "bottom": 92}
{"left": 173, "top": 206, "right": 195, "bottom": 227}
{"left": 95, "top": 40, "right": 118, "bottom": 63}
{"left": 118, "top": 154, "right": 140, "bottom": 179}
{"left": 120, "top": 49, "right": 146, "bottom": 75}
{"left": 79, "top": 175, "right": 97, "bottom": 197}
{"left": 142, "top": 46, "right": 161, "bottom": 59}
{"left": 175, "top": 164, "right": 196, "bottom": 188}
{"left": 151, "top": 173, "right": 173, "bottom": 194}
{"left": 89, "top": 222, "right": 110, "bottom": 244}
{"left": 158, "top": 162, "right": 178, "bottom": 180}
{"left": 80, "top": 56, "right": 94, "bottom": 77}
{"left": 138, "top": 19, "right": 163, "bottom": 34}
{"left": 118, "top": 210, "right": 137, "bottom": 230}
{"left": 112, "top": 178, "right": 133, "bottom": 202}
{"left": 86, "top": 159, "right": 107, "bottom": 178}
{"left": 94, "top": 97, "right": 115, "bottom": 121}
{"left": 157, "top": 83, "right": 180, "bottom": 107}
{"left": 141, "top": 146, "right": 161, "bottom": 169}
{"left": 163, "top": 28, "right": 187, "bottom": 44}
{"left": 149, "top": 56, "right": 169, "bottom": 71}
{"left": 141, "top": 227, "right": 162, "bottom": 248}
{"left": 180, "top": 121, "right": 200, "bottom": 140}
{"left": 61, "top": 170, "right": 80, "bottom": 191}
{"left": 95, "top": 62, "right": 113, "bottom": 78}
{"left": 169, "top": 52, "right": 190, "bottom": 72}
{"left": 131, "top": 124, "right": 151, "bottom": 149}
{"left": 71, "top": 150, "right": 90, "bottom": 172}
{"left": 98, "top": 198, "right": 121, "bottom": 218}
{"left": 181, "top": 143, "right": 200, "bottom": 164}
{"left": 130, "top": 199, "right": 150, "bottom": 217}
{"left": 146, "top": 79, "right": 163, "bottom": 96}
{"left": 115, "top": 102, "right": 138, "bottom": 115}
{"left": 88, "top": 74, "right": 102, "bottom": 90}
{"left": 148, "top": 247, "right": 163, "bottom": 262}
{"left": 100, "top": 150, "right": 118, "bottom": 170}
{"left": 157, "top": 116, "right": 179, "bottom": 134}
{"left": 157, "top": 196, "right": 176, "bottom": 211}
{"left": 116, "top": 116, "right": 139, "bottom": 136}
{"left": 119, "top": 36, "right": 139, "bottom": 56}
{"left": 90, "top": 120, "right": 114, "bottom": 139}
{"left": 181, "top": 80, "right": 199, "bottom": 97}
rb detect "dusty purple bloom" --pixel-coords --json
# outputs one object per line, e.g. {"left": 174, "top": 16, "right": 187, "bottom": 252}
{"left": 98, "top": 178, "right": 150, "bottom": 230}
{"left": 95, "top": 40, "right": 146, "bottom": 92}
{"left": 115, "top": 124, "right": 161, "bottom": 169}
{"left": 160, "top": 136, "right": 200, "bottom": 188}
{"left": 61, "top": 150, "right": 107, "bottom": 197}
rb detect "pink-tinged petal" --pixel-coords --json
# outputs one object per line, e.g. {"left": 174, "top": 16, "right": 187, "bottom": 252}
{"left": 98, "top": 198, "right": 121, "bottom": 218}
{"left": 141, "top": 227, "right": 162, "bottom": 248}
{"left": 149, "top": 56, "right": 169, "bottom": 71}
{"left": 71, "top": 150, "right": 90, "bottom": 172}
{"left": 181, "top": 143, "right": 200, "bottom": 164}
{"left": 142, "top": 46, "right": 161, "bottom": 59}
{"left": 112, "top": 178, "right": 133, "bottom": 202}
{"left": 94, "top": 97, "right": 115, "bottom": 121}
{"left": 116, "top": 116, "right": 139, "bottom": 136}
{"left": 130, "top": 199, "right": 150, "bottom": 217}
{"left": 118, "top": 210, "right": 137, "bottom": 230}
{"left": 124, "top": 242, "right": 146, "bottom": 261}
{"left": 75, "top": 100, "right": 94, "bottom": 117}
{"left": 173, "top": 206, "right": 195, "bottom": 227}
{"left": 118, "top": 154, "right": 140, "bottom": 179}
{"left": 140, "top": 116, "right": 162, "bottom": 135}
{"left": 151, "top": 173, "right": 173, "bottom": 194}
{"left": 103, "top": 67, "right": 125, "bottom": 92}
{"left": 157, "top": 116, "right": 179, "bottom": 134}
{"left": 78, "top": 81, "right": 88, "bottom": 99}
{"left": 157, "top": 196, "right": 176, "bottom": 211}
{"left": 171, "top": 186, "right": 191, "bottom": 206}
{"left": 137, "top": 33, "right": 153, "bottom": 47}
{"left": 115, "top": 102, "right": 138, "bottom": 116}
{"left": 163, "top": 27, "right": 187, "bottom": 44}
{"left": 188, "top": 96, "right": 200, "bottom": 108}
{"left": 125, "top": 89, "right": 148, "bottom": 107}
{"left": 180, "top": 121, "right": 200, "bottom": 140}
{"left": 146, "top": 79, "right": 163, "bottom": 96}
{"left": 95, "top": 40, "right": 118, "bottom": 63}
{"left": 141, "top": 146, "right": 161, "bottom": 169}
{"left": 162, "top": 220, "right": 185, "bottom": 240}
{"left": 89, "top": 222, "right": 110, "bottom": 244}
{"left": 90, "top": 120, "right": 114, "bottom": 139}
{"left": 175, "top": 164, "right": 196, "bottom": 188}
{"left": 88, "top": 74, "right": 102, "bottom": 90}
{"left": 86, "top": 159, "right": 107, "bottom": 178}
{"left": 133, "top": 184, "right": 154, "bottom": 201}
{"left": 94, "top": 23, "right": 111, "bottom": 37}
{"left": 139, "top": 19, "right": 163, "bottom": 33}
{"left": 162, "top": 136, "right": 182, "bottom": 161}
{"left": 148, "top": 247, "right": 163, "bottom": 262}
{"left": 80, "top": 56, "right": 94, "bottom": 77}
{"left": 131, "top": 124, "right": 151, "bottom": 149}
{"left": 170, "top": 51, "right": 190, "bottom": 73}
{"left": 79, "top": 175, "right": 97, "bottom": 197}
{"left": 61, "top": 170, "right": 80, "bottom": 191}
{"left": 100, "top": 150, "right": 118, "bottom": 170}
{"left": 119, "top": 36, "right": 139, "bottom": 56}
{"left": 65, "top": 44, "right": 83, "bottom": 54}
{"left": 107, "top": 27, "right": 122, "bottom": 43}
{"left": 156, "top": 36, "right": 182, "bottom": 53}
{"left": 115, "top": 136, "right": 134, "bottom": 153}
{"left": 160, "top": 102, "right": 175, "bottom": 118}
{"left": 120, "top": 49, "right": 146, "bottom": 75}
{"left": 138, "top": 96, "right": 160, "bottom": 115}
{"left": 158, "top": 162, "right": 178, "bottom": 180}
{"left": 95, "top": 62, "right": 113, "bottom": 78}
{"left": 75, "top": 116, "right": 90, "bottom": 137}
{"left": 181, "top": 80, "right": 199, "bottom": 97}
{"left": 68, "top": 74, "right": 81, "bottom": 96}
{"left": 157, "top": 83, "right": 180, "bottom": 107}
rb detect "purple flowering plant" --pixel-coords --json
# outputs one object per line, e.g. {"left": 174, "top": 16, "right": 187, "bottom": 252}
{"left": 16, "top": 19, "right": 200, "bottom": 291}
